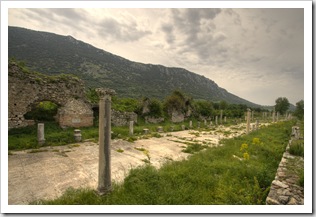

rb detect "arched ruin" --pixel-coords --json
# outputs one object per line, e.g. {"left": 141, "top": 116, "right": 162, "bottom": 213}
{"left": 8, "top": 62, "right": 93, "bottom": 129}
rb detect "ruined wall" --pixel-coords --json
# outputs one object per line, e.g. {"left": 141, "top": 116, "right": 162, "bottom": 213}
{"left": 111, "top": 110, "right": 137, "bottom": 126}
{"left": 57, "top": 99, "right": 93, "bottom": 128}
{"left": 8, "top": 62, "right": 93, "bottom": 129}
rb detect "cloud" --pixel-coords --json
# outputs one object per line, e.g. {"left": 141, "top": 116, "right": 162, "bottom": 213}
{"left": 97, "top": 16, "right": 152, "bottom": 42}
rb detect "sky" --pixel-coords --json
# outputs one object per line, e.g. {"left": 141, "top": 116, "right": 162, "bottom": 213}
{"left": 7, "top": 4, "right": 306, "bottom": 106}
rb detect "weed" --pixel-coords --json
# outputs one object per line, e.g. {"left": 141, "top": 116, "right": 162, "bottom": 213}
{"left": 151, "top": 133, "right": 162, "bottom": 138}
{"left": 68, "top": 144, "right": 80, "bottom": 148}
{"left": 189, "top": 132, "right": 200, "bottom": 137}
{"left": 28, "top": 149, "right": 49, "bottom": 154}
{"left": 116, "top": 149, "right": 124, "bottom": 153}
{"left": 125, "top": 137, "right": 138, "bottom": 143}
{"left": 134, "top": 147, "right": 146, "bottom": 152}
{"left": 182, "top": 143, "right": 207, "bottom": 154}
{"left": 298, "top": 170, "right": 304, "bottom": 187}
{"left": 289, "top": 140, "right": 304, "bottom": 157}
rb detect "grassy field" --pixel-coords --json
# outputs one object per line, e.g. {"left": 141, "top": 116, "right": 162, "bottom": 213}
{"left": 30, "top": 120, "right": 295, "bottom": 205}
{"left": 8, "top": 118, "right": 237, "bottom": 150}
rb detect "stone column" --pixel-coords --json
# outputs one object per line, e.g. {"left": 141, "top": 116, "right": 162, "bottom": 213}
{"left": 224, "top": 116, "right": 226, "bottom": 123}
{"left": 256, "top": 119, "right": 259, "bottom": 130}
{"left": 37, "top": 123, "right": 45, "bottom": 145}
{"left": 251, "top": 110, "right": 254, "bottom": 121}
{"left": 272, "top": 110, "right": 276, "bottom": 123}
{"left": 246, "top": 108, "right": 251, "bottom": 134}
{"left": 189, "top": 120, "right": 192, "bottom": 128}
{"left": 215, "top": 116, "right": 218, "bottom": 125}
{"left": 220, "top": 110, "right": 223, "bottom": 125}
{"left": 276, "top": 112, "right": 279, "bottom": 122}
{"left": 129, "top": 121, "right": 134, "bottom": 136}
{"left": 96, "top": 88, "right": 115, "bottom": 195}
{"left": 74, "top": 129, "right": 82, "bottom": 142}
{"left": 204, "top": 119, "right": 207, "bottom": 127}
{"left": 197, "top": 121, "right": 200, "bottom": 128}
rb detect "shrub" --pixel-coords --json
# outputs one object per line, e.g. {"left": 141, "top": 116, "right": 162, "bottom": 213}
{"left": 289, "top": 140, "right": 304, "bottom": 157}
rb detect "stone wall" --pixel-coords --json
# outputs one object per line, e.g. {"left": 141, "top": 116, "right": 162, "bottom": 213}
{"left": 266, "top": 137, "right": 304, "bottom": 205}
{"left": 171, "top": 110, "right": 184, "bottom": 123}
{"left": 145, "top": 116, "right": 164, "bottom": 124}
{"left": 111, "top": 110, "right": 137, "bottom": 127}
{"left": 8, "top": 62, "right": 93, "bottom": 129}
{"left": 56, "top": 99, "right": 93, "bottom": 128}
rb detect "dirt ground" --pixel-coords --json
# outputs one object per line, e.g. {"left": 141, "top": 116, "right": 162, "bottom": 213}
{"left": 8, "top": 124, "right": 248, "bottom": 204}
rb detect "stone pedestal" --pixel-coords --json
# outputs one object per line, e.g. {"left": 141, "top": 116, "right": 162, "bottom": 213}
{"left": 74, "top": 129, "right": 82, "bottom": 142}
{"left": 246, "top": 108, "right": 251, "bottom": 134}
{"left": 129, "top": 121, "right": 134, "bottom": 136}
{"left": 157, "top": 126, "right": 163, "bottom": 133}
{"left": 37, "top": 123, "right": 45, "bottom": 145}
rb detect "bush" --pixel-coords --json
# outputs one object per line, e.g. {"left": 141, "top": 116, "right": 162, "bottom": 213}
{"left": 289, "top": 140, "right": 304, "bottom": 157}
{"left": 24, "top": 101, "right": 59, "bottom": 121}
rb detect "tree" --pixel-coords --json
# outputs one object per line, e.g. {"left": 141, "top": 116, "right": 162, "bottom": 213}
{"left": 163, "top": 90, "right": 187, "bottom": 114}
{"left": 193, "top": 100, "right": 214, "bottom": 118}
{"left": 147, "top": 99, "right": 163, "bottom": 118}
{"left": 293, "top": 100, "right": 304, "bottom": 120}
{"left": 275, "top": 97, "right": 290, "bottom": 115}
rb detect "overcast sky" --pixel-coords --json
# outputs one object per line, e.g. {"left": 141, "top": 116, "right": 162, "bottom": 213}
{"left": 8, "top": 6, "right": 305, "bottom": 106}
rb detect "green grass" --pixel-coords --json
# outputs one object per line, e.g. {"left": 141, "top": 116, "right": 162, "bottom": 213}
{"left": 8, "top": 122, "right": 98, "bottom": 150}
{"left": 32, "top": 120, "right": 294, "bottom": 205}
{"left": 8, "top": 118, "right": 218, "bottom": 150}
{"left": 289, "top": 140, "right": 304, "bottom": 157}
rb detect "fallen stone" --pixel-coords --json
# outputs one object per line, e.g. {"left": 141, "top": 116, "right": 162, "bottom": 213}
{"left": 287, "top": 197, "right": 297, "bottom": 205}
{"left": 266, "top": 197, "right": 281, "bottom": 205}
{"left": 272, "top": 180, "right": 289, "bottom": 189}
{"left": 279, "top": 196, "right": 289, "bottom": 204}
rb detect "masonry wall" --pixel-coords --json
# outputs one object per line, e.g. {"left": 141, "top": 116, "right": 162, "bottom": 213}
{"left": 8, "top": 62, "right": 92, "bottom": 129}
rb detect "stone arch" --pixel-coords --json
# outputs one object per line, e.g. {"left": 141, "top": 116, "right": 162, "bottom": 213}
{"left": 8, "top": 62, "right": 93, "bottom": 129}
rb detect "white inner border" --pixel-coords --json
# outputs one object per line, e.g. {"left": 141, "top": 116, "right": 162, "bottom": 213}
{"left": 1, "top": 1, "right": 312, "bottom": 214}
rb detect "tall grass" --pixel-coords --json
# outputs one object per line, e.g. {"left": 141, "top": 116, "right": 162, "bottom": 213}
{"left": 32, "top": 121, "right": 294, "bottom": 205}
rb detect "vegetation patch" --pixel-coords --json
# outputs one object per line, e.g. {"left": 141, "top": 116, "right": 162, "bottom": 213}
{"left": 289, "top": 140, "right": 304, "bottom": 157}
{"left": 28, "top": 149, "right": 49, "bottom": 154}
{"left": 182, "top": 143, "right": 208, "bottom": 154}
{"left": 116, "top": 149, "right": 124, "bottom": 153}
{"left": 134, "top": 147, "right": 146, "bottom": 152}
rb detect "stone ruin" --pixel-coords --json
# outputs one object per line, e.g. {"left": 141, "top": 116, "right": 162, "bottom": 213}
{"left": 8, "top": 62, "right": 93, "bottom": 129}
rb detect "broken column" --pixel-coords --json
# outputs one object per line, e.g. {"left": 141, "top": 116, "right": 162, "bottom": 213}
{"left": 215, "top": 116, "right": 218, "bottom": 125}
{"left": 246, "top": 108, "right": 251, "bottom": 134}
{"left": 96, "top": 88, "right": 116, "bottom": 195}
{"left": 256, "top": 119, "right": 259, "bottom": 130}
{"left": 74, "top": 129, "right": 82, "bottom": 142}
{"left": 220, "top": 110, "right": 223, "bottom": 125}
{"left": 272, "top": 110, "right": 276, "bottom": 123}
{"left": 224, "top": 116, "right": 227, "bottom": 124}
{"left": 37, "top": 123, "right": 45, "bottom": 145}
{"left": 129, "top": 121, "right": 134, "bottom": 136}
{"left": 276, "top": 112, "right": 279, "bottom": 122}
{"left": 189, "top": 120, "right": 192, "bottom": 128}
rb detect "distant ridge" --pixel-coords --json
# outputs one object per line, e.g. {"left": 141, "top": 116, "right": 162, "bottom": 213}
{"left": 9, "top": 26, "right": 263, "bottom": 107}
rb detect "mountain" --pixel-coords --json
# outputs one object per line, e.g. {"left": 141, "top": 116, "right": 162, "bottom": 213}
{"left": 9, "top": 26, "right": 262, "bottom": 107}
